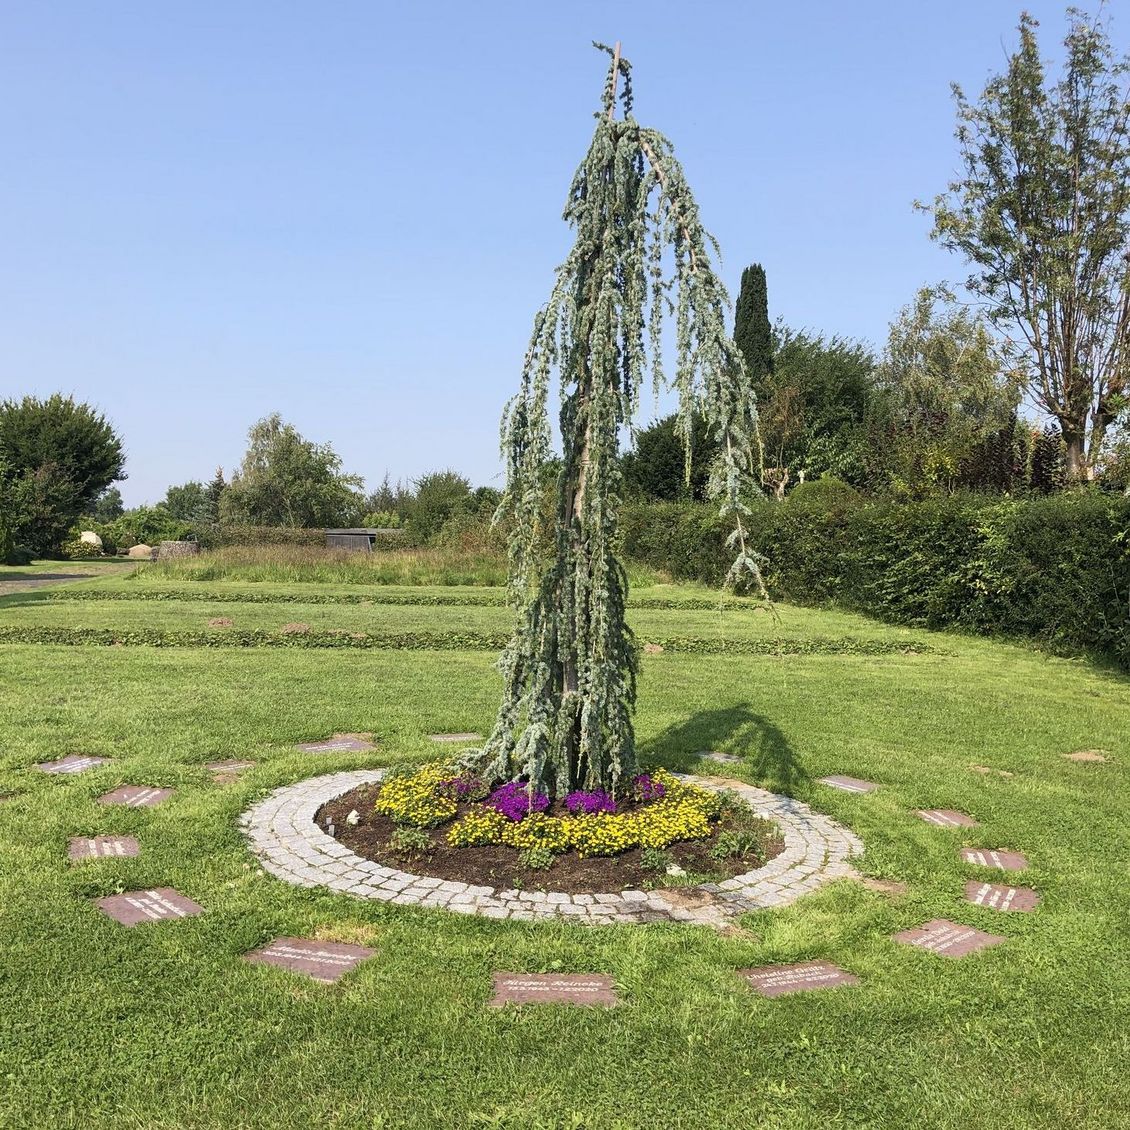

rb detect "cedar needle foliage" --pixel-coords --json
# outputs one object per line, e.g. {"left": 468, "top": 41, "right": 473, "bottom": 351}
{"left": 478, "top": 44, "right": 767, "bottom": 797}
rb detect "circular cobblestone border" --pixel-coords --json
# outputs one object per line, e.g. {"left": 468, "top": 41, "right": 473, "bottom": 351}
{"left": 240, "top": 770, "right": 863, "bottom": 928}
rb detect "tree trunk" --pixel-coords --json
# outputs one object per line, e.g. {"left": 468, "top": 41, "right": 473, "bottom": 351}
{"left": 1062, "top": 430, "right": 1088, "bottom": 481}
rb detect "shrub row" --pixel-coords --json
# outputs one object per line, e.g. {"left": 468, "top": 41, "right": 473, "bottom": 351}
{"left": 0, "top": 627, "right": 510, "bottom": 650}
{"left": 43, "top": 588, "right": 754, "bottom": 612}
{"left": 46, "top": 588, "right": 510, "bottom": 607}
{"left": 621, "top": 492, "right": 1130, "bottom": 667}
{"left": 191, "top": 525, "right": 319, "bottom": 549}
{"left": 0, "top": 625, "right": 934, "bottom": 657}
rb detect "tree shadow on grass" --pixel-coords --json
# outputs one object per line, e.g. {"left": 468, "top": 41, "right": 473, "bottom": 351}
{"left": 639, "top": 705, "right": 806, "bottom": 795}
{"left": 0, "top": 590, "right": 55, "bottom": 609}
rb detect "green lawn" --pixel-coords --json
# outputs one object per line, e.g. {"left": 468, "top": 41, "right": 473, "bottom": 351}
{"left": 0, "top": 588, "right": 936, "bottom": 650}
{"left": 1, "top": 570, "right": 1127, "bottom": 1128}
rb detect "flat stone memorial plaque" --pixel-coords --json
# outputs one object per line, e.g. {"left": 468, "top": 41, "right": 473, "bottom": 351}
{"left": 893, "top": 918, "right": 1005, "bottom": 957}
{"left": 961, "top": 848, "right": 1029, "bottom": 871}
{"left": 964, "top": 881, "right": 1040, "bottom": 912}
{"left": 740, "top": 961, "right": 860, "bottom": 998}
{"left": 858, "top": 877, "right": 909, "bottom": 896}
{"left": 208, "top": 760, "right": 255, "bottom": 782}
{"left": 244, "top": 936, "right": 376, "bottom": 982}
{"left": 818, "top": 775, "right": 879, "bottom": 794}
{"left": 69, "top": 835, "right": 140, "bottom": 861}
{"left": 98, "top": 785, "right": 173, "bottom": 808}
{"left": 95, "top": 887, "right": 204, "bottom": 926}
{"left": 490, "top": 973, "right": 618, "bottom": 1007}
{"left": 36, "top": 755, "right": 108, "bottom": 775}
{"left": 428, "top": 733, "right": 482, "bottom": 744}
{"left": 297, "top": 735, "right": 375, "bottom": 753}
{"left": 917, "top": 809, "right": 979, "bottom": 828}
{"left": 701, "top": 751, "right": 742, "bottom": 765}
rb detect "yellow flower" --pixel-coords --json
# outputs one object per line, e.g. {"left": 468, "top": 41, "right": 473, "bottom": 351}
{"left": 375, "top": 761, "right": 459, "bottom": 828}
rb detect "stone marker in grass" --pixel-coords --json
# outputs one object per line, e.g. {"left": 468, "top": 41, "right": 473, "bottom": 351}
{"left": 208, "top": 760, "right": 255, "bottom": 783}
{"left": 69, "top": 835, "right": 140, "bottom": 861}
{"left": 858, "top": 877, "right": 909, "bottom": 896}
{"left": 243, "top": 937, "right": 376, "bottom": 982}
{"left": 490, "top": 973, "right": 618, "bottom": 1007}
{"left": 701, "top": 751, "right": 742, "bottom": 765}
{"left": 428, "top": 733, "right": 482, "bottom": 744}
{"left": 964, "top": 881, "right": 1040, "bottom": 912}
{"left": 740, "top": 961, "right": 860, "bottom": 998}
{"left": 98, "top": 785, "right": 173, "bottom": 808}
{"left": 296, "top": 736, "right": 375, "bottom": 754}
{"left": 818, "top": 775, "right": 879, "bottom": 794}
{"left": 961, "top": 848, "right": 1029, "bottom": 871}
{"left": 95, "top": 888, "right": 203, "bottom": 926}
{"left": 297, "top": 735, "right": 375, "bottom": 753}
{"left": 36, "top": 755, "right": 109, "bottom": 775}
{"left": 893, "top": 918, "right": 1005, "bottom": 957}
{"left": 917, "top": 809, "right": 979, "bottom": 828}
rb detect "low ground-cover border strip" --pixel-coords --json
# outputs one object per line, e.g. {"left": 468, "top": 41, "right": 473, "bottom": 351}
{"left": 0, "top": 625, "right": 937, "bottom": 656}
{"left": 41, "top": 588, "right": 759, "bottom": 611}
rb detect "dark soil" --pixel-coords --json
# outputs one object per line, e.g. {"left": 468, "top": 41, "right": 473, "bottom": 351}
{"left": 317, "top": 783, "right": 785, "bottom": 895}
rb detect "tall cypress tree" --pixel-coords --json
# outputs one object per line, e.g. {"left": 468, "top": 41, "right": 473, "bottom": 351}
{"left": 206, "top": 467, "right": 227, "bottom": 522}
{"left": 476, "top": 45, "right": 767, "bottom": 799}
{"left": 733, "top": 263, "right": 773, "bottom": 391}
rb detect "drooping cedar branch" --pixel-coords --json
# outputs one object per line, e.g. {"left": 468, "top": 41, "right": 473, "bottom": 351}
{"left": 475, "top": 44, "right": 768, "bottom": 798}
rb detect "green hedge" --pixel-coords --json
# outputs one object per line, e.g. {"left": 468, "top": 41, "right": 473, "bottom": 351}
{"left": 621, "top": 494, "right": 1130, "bottom": 667}
{"left": 192, "top": 525, "right": 327, "bottom": 550}
{"left": 0, "top": 625, "right": 935, "bottom": 657}
{"left": 193, "top": 525, "right": 408, "bottom": 550}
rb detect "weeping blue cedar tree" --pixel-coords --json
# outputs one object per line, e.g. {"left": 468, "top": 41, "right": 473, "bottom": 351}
{"left": 476, "top": 44, "right": 767, "bottom": 799}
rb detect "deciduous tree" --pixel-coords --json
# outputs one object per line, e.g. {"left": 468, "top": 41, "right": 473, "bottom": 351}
{"left": 221, "top": 414, "right": 363, "bottom": 528}
{"left": 407, "top": 470, "right": 473, "bottom": 542}
{"left": 871, "top": 287, "right": 1024, "bottom": 494}
{"left": 163, "top": 480, "right": 210, "bottom": 522}
{"left": 91, "top": 486, "right": 125, "bottom": 522}
{"left": 0, "top": 393, "right": 125, "bottom": 552}
{"left": 760, "top": 329, "right": 875, "bottom": 486}
{"left": 922, "top": 10, "right": 1130, "bottom": 479}
{"left": 622, "top": 413, "right": 714, "bottom": 501}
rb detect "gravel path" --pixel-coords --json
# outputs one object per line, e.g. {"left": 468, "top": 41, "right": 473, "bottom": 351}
{"left": 0, "top": 565, "right": 131, "bottom": 598}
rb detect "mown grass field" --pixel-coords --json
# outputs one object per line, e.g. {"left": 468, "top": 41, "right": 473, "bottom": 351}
{"left": 1, "top": 561, "right": 1127, "bottom": 1129}
{"left": 0, "top": 584, "right": 934, "bottom": 649}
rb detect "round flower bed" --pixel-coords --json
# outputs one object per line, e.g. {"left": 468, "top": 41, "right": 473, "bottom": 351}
{"left": 316, "top": 762, "right": 785, "bottom": 894}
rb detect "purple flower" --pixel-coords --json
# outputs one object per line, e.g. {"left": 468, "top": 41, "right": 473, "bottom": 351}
{"left": 486, "top": 780, "right": 550, "bottom": 822}
{"left": 438, "top": 774, "right": 482, "bottom": 799}
{"left": 633, "top": 773, "right": 666, "bottom": 802}
{"left": 565, "top": 789, "right": 617, "bottom": 815}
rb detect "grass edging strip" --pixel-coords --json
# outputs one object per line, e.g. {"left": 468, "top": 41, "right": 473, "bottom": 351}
{"left": 41, "top": 588, "right": 762, "bottom": 612}
{"left": 0, "top": 625, "right": 940, "bottom": 656}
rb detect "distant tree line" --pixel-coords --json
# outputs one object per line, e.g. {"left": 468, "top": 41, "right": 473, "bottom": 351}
{"left": 0, "top": 396, "right": 506, "bottom": 560}
{"left": 623, "top": 277, "right": 1093, "bottom": 505}
{"left": 4, "top": 8, "right": 1127, "bottom": 563}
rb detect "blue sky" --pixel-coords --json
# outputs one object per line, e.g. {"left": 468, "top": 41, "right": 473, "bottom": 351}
{"left": 0, "top": 1, "right": 1112, "bottom": 505}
